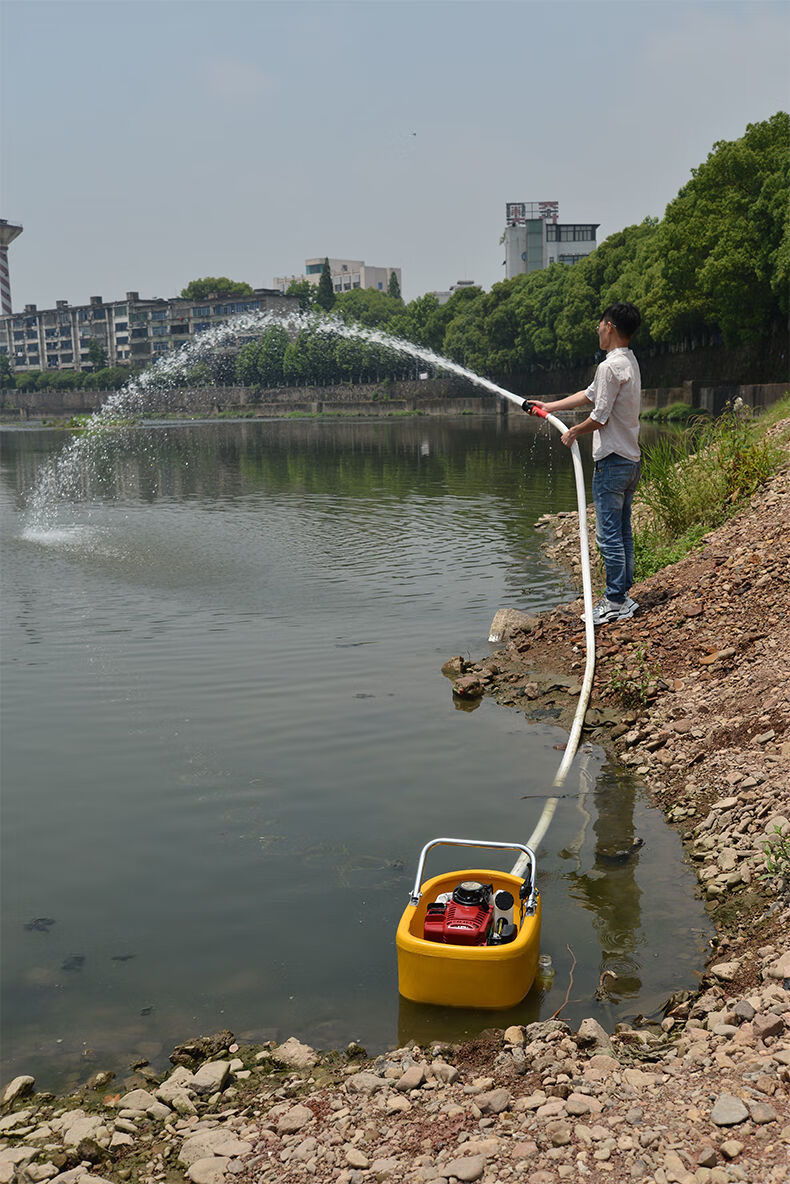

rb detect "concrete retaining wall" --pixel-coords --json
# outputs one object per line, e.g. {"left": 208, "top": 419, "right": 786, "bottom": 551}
{"left": 2, "top": 375, "right": 787, "bottom": 422}
{"left": 1, "top": 377, "right": 501, "bottom": 419}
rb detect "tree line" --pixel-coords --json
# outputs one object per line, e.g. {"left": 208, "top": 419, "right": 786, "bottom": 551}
{"left": 4, "top": 113, "right": 786, "bottom": 396}
{"left": 238, "top": 112, "right": 789, "bottom": 389}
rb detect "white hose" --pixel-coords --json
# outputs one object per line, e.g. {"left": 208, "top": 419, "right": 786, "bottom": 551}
{"left": 508, "top": 407, "right": 596, "bottom": 877}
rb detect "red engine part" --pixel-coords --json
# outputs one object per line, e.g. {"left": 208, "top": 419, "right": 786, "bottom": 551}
{"left": 423, "top": 898, "right": 494, "bottom": 946}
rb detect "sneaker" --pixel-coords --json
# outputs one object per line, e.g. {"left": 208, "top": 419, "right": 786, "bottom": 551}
{"left": 620, "top": 596, "right": 639, "bottom": 620}
{"left": 582, "top": 597, "right": 639, "bottom": 626}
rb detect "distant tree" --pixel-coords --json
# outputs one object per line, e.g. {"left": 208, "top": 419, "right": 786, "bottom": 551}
{"left": 52, "top": 370, "right": 79, "bottom": 391}
{"left": 257, "top": 324, "right": 290, "bottom": 387}
{"left": 236, "top": 341, "right": 261, "bottom": 387}
{"left": 180, "top": 277, "right": 254, "bottom": 300}
{"left": 0, "top": 353, "right": 14, "bottom": 389}
{"left": 86, "top": 339, "right": 108, "bottom": 369}
{"left": 316, "top": 258, "right": 335, "bottom": 312}
{"left": 390, "top": 293, "right": 447, "bottom": 352}
{"left": 387, "top": 271, "right": 402, "bottom": 300}
{"left": 333, "top": 288, "right": 402, "bottom": 329}
{"left": 183, "top": 361, "right": 214, "bottom": 388}
{"left": 35, "top": 371, "right": 62, "bottom": 391}
{"left": 286, "top": 279, "right": 315, "bottom": 312}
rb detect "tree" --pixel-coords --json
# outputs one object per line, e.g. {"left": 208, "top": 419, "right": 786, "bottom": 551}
{"left": 333, "top": 288, "right": 402, "bottom": 329}
{"left": 257, "top": 324, "right": 290, "bottom": 387}
{"left": 236, "top": 341, "right": 261, "bottom": 386}
{"left": 316, "top": 258, "right": 335, "bottom": 312}
{"left": 86, "top": 339, "right": 107, "bottom": 369}
{"left": 647, "top": 112, "right": 789, "bottom": 346}
{"left": 286, "top": 279, "right": 315, "bottom": 312}
{"left": 387, "top": 271, "right": 402, "bottom": 300}
{"left": 0, "top": 353, "right": 14, "bottom": 389}
{"left": 180, "top": 277, "right": 254, "bottom": 300}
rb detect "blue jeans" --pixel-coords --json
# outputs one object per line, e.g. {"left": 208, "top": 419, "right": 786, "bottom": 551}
{"left": 592, "top": 454, "right": 641, "bottom": 603}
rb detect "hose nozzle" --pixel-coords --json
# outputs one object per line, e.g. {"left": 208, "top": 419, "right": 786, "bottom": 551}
{"left": 523, "top": 401, "right": 547, "bottom": 419}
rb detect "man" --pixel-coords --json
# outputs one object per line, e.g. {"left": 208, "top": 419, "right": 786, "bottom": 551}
{"left": 530, "top": 302, "right": 642, "bottom": 626}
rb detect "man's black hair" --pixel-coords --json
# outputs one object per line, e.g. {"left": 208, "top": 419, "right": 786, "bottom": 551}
{"left": 600, "top": 302, "right": 641, "bottom": 339}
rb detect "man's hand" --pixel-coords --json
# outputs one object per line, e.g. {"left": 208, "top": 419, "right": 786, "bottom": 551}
{"left": 561, "top": 423, "right": 582, "bottom": 448}
{"left": 561, "top": 417, "right": 602, "bottom": 448}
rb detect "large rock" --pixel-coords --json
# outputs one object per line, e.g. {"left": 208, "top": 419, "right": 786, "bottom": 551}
{"left": 765, "top": 950, "right": 790, "bottom": 980}
{"left": 524, "top": 1020, "right": 570, "bottom": 1042}
{"left": 488, "top": 608, "right": 539, "bottom": 644}
{"left": 347, "top": 1071, "right": 386, "bottom": 1095}
{"left": 190, "top": 1060, "right": 230, "bottom": 1095}
{"left": 63, "top": 1116, "right": 112, "bottom": 1148}
{"left": 709, "top": 961, "right": 740, "bottom": 981}
{"left": 179, "top": 1131, "right": 253, "bottom": 1167}
{"left": 186, "top": 1158, "right": 230, "bottom": 1184}
{"left": 752, "top": 1012, "right": 784, "bottom": 1041}
{"left": 271, "top": 1037, "right": 318, "bottom": 1071}
{"left": 276, "top": 1105, "right": 315, "bottom": 1135}
{"left": 118, "top": 1088, "right": 158, "bottom": 1111}
{"left": 157, "top": 1066, "right": 196, "bottom": 1106}
{"left": 0, "top": 1110, "right": 32, "bottom": 1135}
{"left": 0, "top": 1148, "right": 37, "bottom": 1184}
{"left": 475, "top": 1088, "right": 511, "bottom": 1114}
{"left": 0, "top": 1076, "right": 34, "bottom": 1108}
{"left": 710, "top": 1094, "right": 749, "bottom": 1126}
{"left": 442, "top": 1154, "right": 485, "bottom": 1182}
{"left": 395, "top": 1065, "right": 425, "bottom": 1092}
{"left": 170, "top": 1030, "right": 235, "bottom": 1068}
{"left": 575, "top": 1017, "right": 613, "bottom": 1054}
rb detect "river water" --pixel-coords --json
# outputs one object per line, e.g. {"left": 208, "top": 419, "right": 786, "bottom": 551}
{"left": 0, "top": 415, "right": 710, "bottom": 1089}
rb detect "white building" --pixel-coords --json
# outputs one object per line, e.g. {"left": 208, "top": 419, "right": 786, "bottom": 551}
{"left": 0, "top": 288, "right": 297, "bottom": 374}
{"left": 503, "top": 202, "right": 598, "bottom": 279}
{"left": 273, "top": 258, "right": 402, "bottom": 296}
{"left": 429, "top": 280, "right": 479, "bottom": 306}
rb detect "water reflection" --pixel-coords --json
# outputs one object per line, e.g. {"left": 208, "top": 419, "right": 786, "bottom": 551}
{"left": 566, "top": 764, "right": 644, "bottom": 1004}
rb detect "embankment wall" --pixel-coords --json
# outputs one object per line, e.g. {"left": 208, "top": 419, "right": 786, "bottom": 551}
{"left": 2, "top": 366, "right": 788, "bottom": 421}
{"left": 1, "top": 377, "right": 499, "bottom": 419}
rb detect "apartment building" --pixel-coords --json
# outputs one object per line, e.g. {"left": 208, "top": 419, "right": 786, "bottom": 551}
{"left": 0, "top": 288, "right": 298, "bottom": 373}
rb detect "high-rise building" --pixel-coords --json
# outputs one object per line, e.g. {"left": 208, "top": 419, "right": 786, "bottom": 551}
{"left": 503, "top": 203, "right": 598, "bottom": 279}
{"left": 0, "top": 220, "right": 23, "bottom": 316}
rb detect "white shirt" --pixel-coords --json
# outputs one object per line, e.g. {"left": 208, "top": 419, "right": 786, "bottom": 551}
{"left": 585, "top": 347, "right": 641, "bottom": 463}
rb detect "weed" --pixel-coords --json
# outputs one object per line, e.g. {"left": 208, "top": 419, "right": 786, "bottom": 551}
{"left": 761, "top": 825, "right": 790, "bottom": 882}
{"left": 635, "top": 406, "right": 781, "bottom": 560}
{"left": 606, "top": 644, "right": 661, "bottom": 708}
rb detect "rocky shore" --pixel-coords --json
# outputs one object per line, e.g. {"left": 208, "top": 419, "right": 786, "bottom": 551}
{"left": 2, "top": 425, "right": 789, "bottom": 1184}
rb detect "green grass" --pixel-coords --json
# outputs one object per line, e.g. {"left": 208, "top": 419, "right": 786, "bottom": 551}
{"left": 641, "top": 401, "right": 702, "bottom": 423}
{"left": 633, "top": 522, "right": 710, "bottom": 581}
{"left": 633, "top": 400, "right": 786, "bottom": 581}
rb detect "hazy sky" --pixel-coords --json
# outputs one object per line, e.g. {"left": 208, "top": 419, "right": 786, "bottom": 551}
{"left": 1, "top": 0, "right": 788, "bottom": 308}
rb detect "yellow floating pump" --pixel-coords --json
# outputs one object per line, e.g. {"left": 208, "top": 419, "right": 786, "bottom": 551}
{"left": 396, "top": 837, "right": 541, "bottom": 1009}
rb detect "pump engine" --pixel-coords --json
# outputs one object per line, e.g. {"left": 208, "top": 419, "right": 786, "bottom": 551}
{"left": 422, "top": 880, "right": 494, "bottom": 946}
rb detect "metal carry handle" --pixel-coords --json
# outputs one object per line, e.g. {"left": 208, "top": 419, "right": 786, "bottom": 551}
{"left": 408, "top": 836, "right": 538, "bottom": 913}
